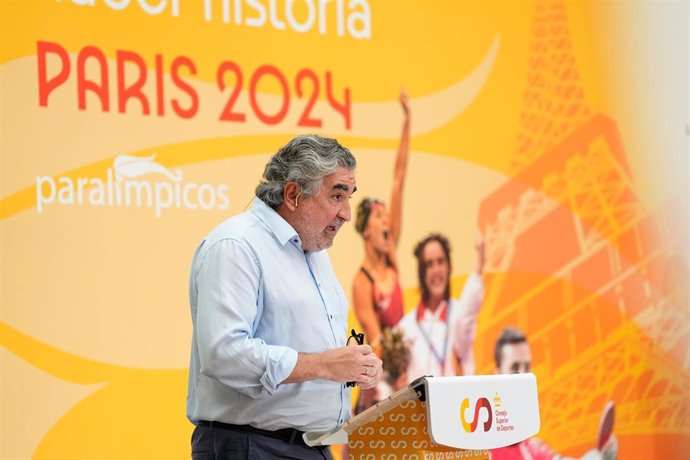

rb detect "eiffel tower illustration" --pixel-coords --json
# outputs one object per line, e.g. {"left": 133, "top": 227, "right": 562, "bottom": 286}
{"left": 475, "top": 0, "right": 690, "bottom": 454}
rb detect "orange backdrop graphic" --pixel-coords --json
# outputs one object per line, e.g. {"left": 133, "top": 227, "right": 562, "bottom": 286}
{"left": 1, "top": 1, "right": 688, "bottom": 459}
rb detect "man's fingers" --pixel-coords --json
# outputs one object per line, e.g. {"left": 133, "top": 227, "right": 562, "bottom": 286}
{"left": 354, "top": 344, "right": 373, "bottom": 354}
{"left": 361, "top": 354, "right": 382, "bottom": 368}
{"left": 355, "top": 359, "right": 383, "bottom": 389}
{"left": 357, "top": 368, "right": 382, "bottom": 389}
{"left": 331, "top": 345, "right": 382, "bottom": 384}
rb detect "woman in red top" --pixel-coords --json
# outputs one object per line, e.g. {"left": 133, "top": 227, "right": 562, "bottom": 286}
{"left": 352, "top": 88, "right": 410, "bottom": 349}
{"left": 351, "top": 88, "right": 410, "bottom": 415}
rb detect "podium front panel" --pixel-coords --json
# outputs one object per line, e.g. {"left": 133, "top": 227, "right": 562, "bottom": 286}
{"left": 425, "top": 374, "right": 540, "bottom": 450}
{"left": 348, "top": 399, "right": 489, "bottom": 459}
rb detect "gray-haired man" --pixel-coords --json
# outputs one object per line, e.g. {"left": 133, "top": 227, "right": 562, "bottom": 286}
{"left": 187, "top": 135, "right": 382, "bottom": 459}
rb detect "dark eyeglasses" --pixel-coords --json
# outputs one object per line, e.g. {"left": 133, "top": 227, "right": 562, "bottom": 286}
{"left": 347, "top": 328, "right": 364, "bottom": 346}
{"left": 345, "top": 329, "right": 364, "bottom": 387}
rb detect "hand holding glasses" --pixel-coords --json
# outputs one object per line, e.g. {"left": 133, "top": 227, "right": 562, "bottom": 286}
{"left": 346, "top": 328, "right": 364, "bottom": 387}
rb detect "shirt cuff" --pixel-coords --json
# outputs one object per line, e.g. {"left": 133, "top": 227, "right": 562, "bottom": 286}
{"left": 259, "top": 346, "right": 298, "bottom": 394}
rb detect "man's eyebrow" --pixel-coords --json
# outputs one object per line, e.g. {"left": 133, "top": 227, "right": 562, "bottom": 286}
{"left": 333, "top": 183, "right": 356, "bottom": 194}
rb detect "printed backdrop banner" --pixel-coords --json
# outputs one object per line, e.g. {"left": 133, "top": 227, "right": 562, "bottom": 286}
{"left": 1, "top": 1, "right": 688, "bottom": 459}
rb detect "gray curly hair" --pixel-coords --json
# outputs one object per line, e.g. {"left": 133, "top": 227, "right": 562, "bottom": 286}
{"left": 255, "top": 135, "right": 356, "bottom": 208}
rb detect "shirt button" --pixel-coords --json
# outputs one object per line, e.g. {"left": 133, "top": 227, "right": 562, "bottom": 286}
{"left": 329, "top": 314, "right": 333, "bottom": 319}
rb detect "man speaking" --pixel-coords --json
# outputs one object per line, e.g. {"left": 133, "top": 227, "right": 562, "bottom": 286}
{"left": 187, "top": 135, "right": 382, "bottom": 459}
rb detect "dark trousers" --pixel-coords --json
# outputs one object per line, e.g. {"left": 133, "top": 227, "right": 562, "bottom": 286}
{"left": 191, "top": 424, "right": 333, "bottom": 460}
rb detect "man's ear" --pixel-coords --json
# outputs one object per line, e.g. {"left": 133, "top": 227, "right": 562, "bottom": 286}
{"left": 283, "top": 182, "right": 302, "bottom": 211}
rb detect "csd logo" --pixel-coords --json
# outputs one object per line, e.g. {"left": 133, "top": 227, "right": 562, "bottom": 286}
{"left": 460, "top": 397, "right": 493, "bottom": 432}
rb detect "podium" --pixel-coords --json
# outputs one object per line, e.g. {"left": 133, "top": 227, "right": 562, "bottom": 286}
{"left": 304, "top": 374, "right": 540, "bottom": 459}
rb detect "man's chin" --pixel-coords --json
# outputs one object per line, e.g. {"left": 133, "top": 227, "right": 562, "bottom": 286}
{"left": 321, "top": 238, "right": 335, "bottom": 250}
{"left": 309, "top": 237, "right": 335, "bottom": 252}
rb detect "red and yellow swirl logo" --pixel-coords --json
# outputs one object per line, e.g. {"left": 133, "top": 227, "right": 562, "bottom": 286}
{"left": 460, "top": 397, "right": 493, "bottom": 433}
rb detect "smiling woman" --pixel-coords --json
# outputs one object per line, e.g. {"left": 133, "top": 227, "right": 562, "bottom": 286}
{"left": 396, "top": 234, "right": 485, "bottom": 382}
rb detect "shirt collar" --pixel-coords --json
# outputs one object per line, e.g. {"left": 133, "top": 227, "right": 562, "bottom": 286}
{"left": 250, "top": 197, "right": 301, "bottom": 247}
{"left": 416, "top": 299, "right": 449, "bottom": 322}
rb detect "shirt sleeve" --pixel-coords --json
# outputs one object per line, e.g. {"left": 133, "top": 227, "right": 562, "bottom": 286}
{"left": 192, "top": 238, "right": 298, "bottom": 398}
{"left": 451, "top": 271, "right": 485, "bottom": 361}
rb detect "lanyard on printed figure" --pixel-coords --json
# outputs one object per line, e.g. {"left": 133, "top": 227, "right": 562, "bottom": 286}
{"left": 416, "top": 300, "right": 451, "bottom": 373}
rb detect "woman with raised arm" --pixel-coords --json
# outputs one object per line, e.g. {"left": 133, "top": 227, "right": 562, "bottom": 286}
{"left": 352, "top": 88, "right": 410, "bottom": 352}
{"left": 351, "top": 88, "right": 410, "bottom": 415}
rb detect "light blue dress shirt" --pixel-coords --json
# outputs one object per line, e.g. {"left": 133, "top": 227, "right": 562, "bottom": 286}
{"left": 187, "top": 198, "right": 351, "bottom": 432}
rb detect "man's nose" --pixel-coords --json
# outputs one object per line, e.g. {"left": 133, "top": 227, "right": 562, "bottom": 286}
{"left": 339, "top": 201, "right": 352, "bottom": 222}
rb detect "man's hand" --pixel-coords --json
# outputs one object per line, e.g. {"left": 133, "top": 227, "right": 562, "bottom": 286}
{"left": 284, "top": 345, "right": 383, "bottom": 389}
{"left": 324, "top": 344, "right": 383, "bottom": 389}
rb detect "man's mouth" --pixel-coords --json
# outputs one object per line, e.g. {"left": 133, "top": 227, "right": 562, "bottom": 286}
{"left": 326, "top": 223, "right": 340, "bottom": 234}
{"left": 326, "top": 219, "right": 344, "bottom": 236}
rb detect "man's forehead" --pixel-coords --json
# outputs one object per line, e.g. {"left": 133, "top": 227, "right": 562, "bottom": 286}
{"left": 324, "top": 168, "right": 357, "bottom": 192}
{"left": 504, "top": 342, "right": 531, "bottom": 359}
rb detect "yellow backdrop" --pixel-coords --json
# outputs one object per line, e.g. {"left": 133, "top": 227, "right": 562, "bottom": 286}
{"left": 1, "top": 0, "right": 688, "bottom": 459}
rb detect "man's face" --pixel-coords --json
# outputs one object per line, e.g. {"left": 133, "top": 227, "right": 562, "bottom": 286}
{"left": 497, "top": 342, "right": 532, "bottom": 374}
{"left": 293, "top": 167, "right": 356, "bottom": 252}
{"left": 421, "top": 240, "right": 450, "bottom": 303}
